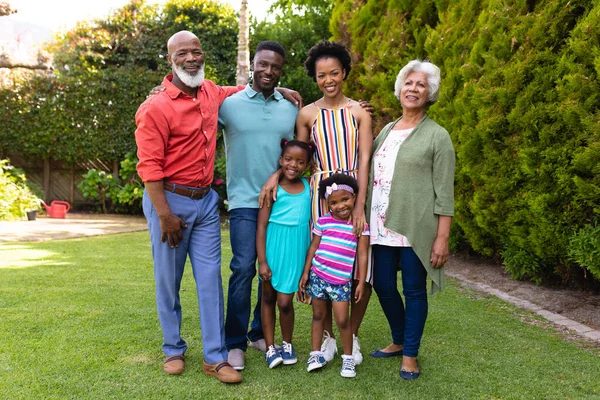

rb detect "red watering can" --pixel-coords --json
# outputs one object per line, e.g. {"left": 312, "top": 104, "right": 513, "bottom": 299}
{"left": 40, "top": 200, "right": 71, "bottom": 219}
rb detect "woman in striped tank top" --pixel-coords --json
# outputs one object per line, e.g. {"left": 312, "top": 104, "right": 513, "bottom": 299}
{"left": 295, "top": 41, "right": 373, "bottom": 366}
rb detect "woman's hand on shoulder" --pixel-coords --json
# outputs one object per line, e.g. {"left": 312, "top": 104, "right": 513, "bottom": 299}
{"left": 354, "top": 99, "right": 375, "bottom": 118}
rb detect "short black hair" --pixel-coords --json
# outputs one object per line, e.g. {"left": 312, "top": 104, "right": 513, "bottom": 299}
{"left": 255, "top": 40, "right": 286, "bottom": 62}
{"left": 304, "top": 41, "right": 352, "bottom": 82}
{"left": 279, "top": 138, "right": 314, "bottom": 160}
{"left": 318, "top": 173, "right": 359, "bottom": 200}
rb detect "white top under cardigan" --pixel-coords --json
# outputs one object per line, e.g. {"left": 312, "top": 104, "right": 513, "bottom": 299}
{"left": 370, "top": 128, "right": 414, "bottom": 246}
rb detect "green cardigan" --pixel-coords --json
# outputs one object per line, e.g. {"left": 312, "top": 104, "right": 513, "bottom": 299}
{"left": 367, "top": 115, "right": 455, "bottom": 295}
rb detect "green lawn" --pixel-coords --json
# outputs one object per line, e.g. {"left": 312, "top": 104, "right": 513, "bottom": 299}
{"left": 1, "top": 231, "right": 599, "bottom": 399}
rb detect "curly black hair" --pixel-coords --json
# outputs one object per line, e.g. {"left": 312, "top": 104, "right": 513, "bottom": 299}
{"left": 279, "top": 138, "right": 315, "bottom": 160}
{"left": 318, "top": 173, "right": 358, "bottom": 200}
{"left": 304, "top": 41, "right": 352, "bottom": 82}
{"left": 255, "top": 40, "right": 286, "bottom": 62}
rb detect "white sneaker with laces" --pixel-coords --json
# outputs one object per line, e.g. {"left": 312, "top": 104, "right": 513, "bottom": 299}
{"left": 340, "top": 354, "right": 356, "bottom": 378}
{"left": 306, "top": 351, "right": 327, "bottom": 372}
{"left": 320, "top": 330, "right": 337, "bottom": 362}
{"left": 352, "top": 334, "right": 363, "bottom": 365}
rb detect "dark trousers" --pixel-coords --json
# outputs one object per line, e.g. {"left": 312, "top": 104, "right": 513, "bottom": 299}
{"left": 372, "top": 245, "right": 428, "bottom": 357}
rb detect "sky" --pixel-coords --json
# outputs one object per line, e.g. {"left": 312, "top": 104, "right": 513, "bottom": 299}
{"left": 5, "top": 0, "right": 271, "bottom": 33}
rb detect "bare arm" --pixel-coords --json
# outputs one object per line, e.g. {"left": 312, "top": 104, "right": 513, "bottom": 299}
{"left": 431, "top": 215, "right": 452, "bottom": 269}
{"left": 256, "top": 204, "right": 273, "bottom": 280}
{"left": 144, "top": 181, "right": 187, "bottom": 248}
{"left": 258, "top": 105, "right": 313, "bottom": 208}
{"left": 298, "top": 234, "right": 321, "bottom": 295}
{"left": 296, "top": 106, "right": 312, "bottom": 143}
{"left": 353, "top": 234, "right": 370, "bottom": 303}
{"left": 352, "top": 105, "right": 373, "bottom": 235}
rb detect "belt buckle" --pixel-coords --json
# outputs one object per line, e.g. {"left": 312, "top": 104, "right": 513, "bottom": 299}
{"left": 190, "top": 187, "right": 206, "bottom": 200}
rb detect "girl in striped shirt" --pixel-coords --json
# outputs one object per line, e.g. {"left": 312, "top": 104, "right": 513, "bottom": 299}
{"left": 298, "top": 174, "right": 369, "bottom": 378}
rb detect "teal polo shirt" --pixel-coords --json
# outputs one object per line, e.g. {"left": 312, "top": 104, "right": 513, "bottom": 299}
{"left": 218, "top": 85, "right": 298, "bottom": 210}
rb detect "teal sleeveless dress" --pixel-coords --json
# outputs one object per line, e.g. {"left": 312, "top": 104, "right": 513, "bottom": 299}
{"left": 265, "top": 178, "right": 311, "bottom": 294}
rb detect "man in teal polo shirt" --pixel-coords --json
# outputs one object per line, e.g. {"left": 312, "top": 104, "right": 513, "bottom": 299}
{"left": 218, "top": 41, "right": 298, "bottom": 371}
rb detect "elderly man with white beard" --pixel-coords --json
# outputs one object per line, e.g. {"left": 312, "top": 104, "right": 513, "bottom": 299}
{"left": 134, "top": 30, "right": 245, "bottom": 383}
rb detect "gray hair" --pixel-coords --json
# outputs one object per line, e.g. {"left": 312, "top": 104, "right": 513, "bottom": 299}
{"left": 394, "top": 60, "right": 441, "bottom": 105}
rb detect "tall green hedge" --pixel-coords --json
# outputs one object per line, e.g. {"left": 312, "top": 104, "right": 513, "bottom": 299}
{"left": 0, "top": 0, "right": 238, "bottom": 163}
{"left": 332, "top": 0, "right": 600, "bottom": 283}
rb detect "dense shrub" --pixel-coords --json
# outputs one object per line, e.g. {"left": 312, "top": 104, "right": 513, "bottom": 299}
{"left": 569, "top": 220, "right": 600, "bottom": 280}
{"left": 331, "top": 0, "right": 600, "bottom": 284}
{"left": 0, "top": 159, "right": 41, "bottom": 220}
{"left": 77, "top": 152, "right": 143, "bottom": 214}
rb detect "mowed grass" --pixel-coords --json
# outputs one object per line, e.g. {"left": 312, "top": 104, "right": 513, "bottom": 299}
{"left": 1, "top": 231, "right": 599, "bottom": 399}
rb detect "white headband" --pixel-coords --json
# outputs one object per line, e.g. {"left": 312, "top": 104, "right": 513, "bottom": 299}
{"left": 325, "top": 183, "right": 354, "bottom": 199}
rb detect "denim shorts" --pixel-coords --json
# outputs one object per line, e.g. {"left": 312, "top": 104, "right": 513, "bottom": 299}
{"left": 306, "top": 270, "right": 351, "bottom": 302}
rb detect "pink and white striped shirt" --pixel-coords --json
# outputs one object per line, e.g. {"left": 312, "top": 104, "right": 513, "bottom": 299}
{"left": 311, "top": 214, "right": 370, "bottom": 284}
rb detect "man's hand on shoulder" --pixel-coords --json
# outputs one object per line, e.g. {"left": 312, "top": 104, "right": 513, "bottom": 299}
{"left": 276, "top": 87, "right": 303, "bottom": 108}
{"left": 148, "top": 85, "right": 166, "bottom": 97}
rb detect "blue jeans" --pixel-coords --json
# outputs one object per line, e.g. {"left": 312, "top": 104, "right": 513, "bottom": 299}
{"left": 143, "top": 188, "right": 227, "bottom": 364}
{"left": 225, "top": 208, "right": 263, "bottom": 351}
{"left": 372, "top": 245, "right": 428, "bottom": 358}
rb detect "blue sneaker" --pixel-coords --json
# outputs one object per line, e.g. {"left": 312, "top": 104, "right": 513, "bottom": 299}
{"left": 281, "top": 341, "right": 297, "bottom": 365}
{"left": 266, "top": 345, "right": 283, "bottom": 369}
{"left": 306, "top": 351, "right": 327, "bottom": 372}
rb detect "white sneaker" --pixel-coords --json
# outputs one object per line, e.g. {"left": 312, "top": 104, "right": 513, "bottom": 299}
{"left": 320, "top": 330, "right": 337, "bottom": 362}
{"left": 306, "top": 351, "right": 327, "bottom": 372}
{"left": 228, "top": 348, "right": 245, "bottom": 371}
{"left": 340, "top": 354, "right": 356, "bottom": 378}
{"left": 352, "top": 334, "right": 363, "bottom": 365}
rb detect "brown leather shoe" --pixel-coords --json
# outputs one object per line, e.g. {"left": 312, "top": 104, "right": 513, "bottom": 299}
{"left": 202, "top": 360, "right": 242, "bottom": 384}
{"left": 163, "top": 354, "right": 185, "bottom": 375}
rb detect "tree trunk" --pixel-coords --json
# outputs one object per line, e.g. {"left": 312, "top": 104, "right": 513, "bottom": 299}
{"left": 236, "top": 0, "right": 250, "bottom": 85}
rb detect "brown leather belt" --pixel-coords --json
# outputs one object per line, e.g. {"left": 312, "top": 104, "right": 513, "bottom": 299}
{"left": 164, "top": 182, "right": 211, "bottom": 200}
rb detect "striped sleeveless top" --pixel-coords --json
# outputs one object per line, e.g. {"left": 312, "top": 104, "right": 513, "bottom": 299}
{"left": 309, "top": 101, "right": 360, "bottom": 224}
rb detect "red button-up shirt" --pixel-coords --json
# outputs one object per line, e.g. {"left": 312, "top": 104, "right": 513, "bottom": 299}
{"left": 135, "top": 75, "right": 243, "bottom": 187}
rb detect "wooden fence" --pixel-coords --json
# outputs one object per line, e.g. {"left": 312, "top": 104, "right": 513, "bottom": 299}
{"left": 3, "top": 152, "right": 118, "bottom": 207}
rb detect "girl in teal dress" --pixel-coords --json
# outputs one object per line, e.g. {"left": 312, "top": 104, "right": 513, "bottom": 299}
{"left": 256, "top": 139, "right": 314, "bottom": 369}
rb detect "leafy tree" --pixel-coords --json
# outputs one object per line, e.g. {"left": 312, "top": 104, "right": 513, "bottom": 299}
{"left": 251, "top": 0, "right": 333, "bottom": 104}
{"left": 0, "top": 0, "right": 238, "bottom": 164}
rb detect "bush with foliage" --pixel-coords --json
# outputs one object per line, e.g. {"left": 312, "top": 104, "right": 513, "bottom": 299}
{"left": 331, "top": 0, "right": 600, "bottom": 285}
{"left": 569, "top": 220, "right": 600, "bottom": 280}
{"left": 0, "top": 159, "right": 42, "bottom": 220}
{"left": 77, "top": 152, "right": 143, "bottom": 214}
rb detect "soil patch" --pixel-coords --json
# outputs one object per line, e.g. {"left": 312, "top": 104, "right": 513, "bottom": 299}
{"left": 445, "top": 252, "right": 600, "bottom": 331}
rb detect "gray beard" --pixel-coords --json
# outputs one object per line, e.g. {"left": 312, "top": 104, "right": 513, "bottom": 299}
{"left": 173, "top": 63, "right": 205, "bottom": 88}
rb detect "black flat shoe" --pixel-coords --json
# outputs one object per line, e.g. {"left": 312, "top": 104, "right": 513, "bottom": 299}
{"left": 400, "top": 360, "right": 420, "bottom": 380}
{"left": 370, "top": 349, "right": 403, "bottom": 358}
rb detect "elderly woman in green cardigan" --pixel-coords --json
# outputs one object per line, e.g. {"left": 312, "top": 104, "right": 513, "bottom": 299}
{"left": 366, "top": 60, "right": 455, "bottom": 380}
